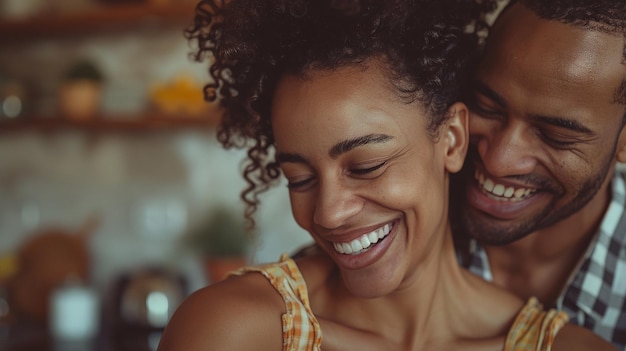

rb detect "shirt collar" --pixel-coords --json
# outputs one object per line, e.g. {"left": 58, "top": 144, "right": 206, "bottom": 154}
{"left": 559, "top": 171, "right": 626, "bottom": 320}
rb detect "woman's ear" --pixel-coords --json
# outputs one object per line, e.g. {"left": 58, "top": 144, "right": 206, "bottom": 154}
{"left": 443, "top": 102, "right": 468, "bottom": 174}
{"left": 617, "top": 123, "right": 626, "bottom": 163}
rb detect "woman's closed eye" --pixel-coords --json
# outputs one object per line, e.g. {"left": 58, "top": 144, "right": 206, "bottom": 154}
{"left": 286, "top": 176, "right": 316, "bottom": 190}
{"left": 350, "top": 161, "right": 387, "bottom": 176}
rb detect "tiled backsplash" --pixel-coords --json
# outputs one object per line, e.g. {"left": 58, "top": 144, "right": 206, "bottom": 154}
{"left": 0, "top": 22, "right": 312, "bottom": 292}
{"left": 0, "top": 129, "right": 311, "bottom": 291}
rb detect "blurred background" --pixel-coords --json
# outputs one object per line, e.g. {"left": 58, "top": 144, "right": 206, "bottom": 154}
{"left": 0, "top": 0, "right": 311, "bottom": 350}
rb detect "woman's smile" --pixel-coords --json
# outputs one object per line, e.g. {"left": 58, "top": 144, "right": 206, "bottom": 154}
{"left": 331, "top": 221, "right": 394, "bottom": 255}
{"left": 324, "top": 218, "right": 401, "bottom": 272}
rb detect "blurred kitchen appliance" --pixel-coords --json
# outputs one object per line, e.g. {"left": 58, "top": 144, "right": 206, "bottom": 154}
{"left": 108, "top": 267, "right": 187, "bottom": 349}
{"left": 8, "top": 218, "right": 97, "bottom": 325}
{"left": 49, "top": 281, "right": 100, "bottom": 341}
{"left": 0, "top": 75, "right": 26, "bottom": 119}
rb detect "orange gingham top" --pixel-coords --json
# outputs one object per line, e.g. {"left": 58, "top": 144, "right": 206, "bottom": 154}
{"left": 230, "top": 253, "right": 322, "bottom": 350}
{"left": 231, "top": 255, "right": 568, "bottom": 351}
{"left": 505, "top": 297, "right": 569, "bottom": 351}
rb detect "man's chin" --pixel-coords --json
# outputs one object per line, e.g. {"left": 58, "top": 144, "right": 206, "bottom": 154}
{"left": 460, "top": 209, "right": 536, "bottom": 246}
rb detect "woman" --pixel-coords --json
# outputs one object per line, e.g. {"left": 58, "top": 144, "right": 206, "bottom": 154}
{"left": 158, "top": 0, "right": 615, "bottom": 350}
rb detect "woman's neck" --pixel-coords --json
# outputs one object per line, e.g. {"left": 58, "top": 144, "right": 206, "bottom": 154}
{"left": 301, "top": 230, "right": 523, "bottom": 350}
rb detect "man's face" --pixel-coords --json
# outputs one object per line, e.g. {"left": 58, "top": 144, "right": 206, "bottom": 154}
{"left": 459, "top": 3, "right": 626, "bottom": 244}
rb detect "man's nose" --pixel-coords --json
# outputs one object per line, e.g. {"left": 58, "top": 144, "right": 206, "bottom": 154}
{"left": 470, "top": 117, "right": 537, "bottom": 177}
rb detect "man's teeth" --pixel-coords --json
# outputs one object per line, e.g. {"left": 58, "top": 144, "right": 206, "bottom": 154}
{"left": 475, "top": 170, "right": 535, "bottom": 201}
{"left": 333, "top": 223, "right": 392, "bottom": 255}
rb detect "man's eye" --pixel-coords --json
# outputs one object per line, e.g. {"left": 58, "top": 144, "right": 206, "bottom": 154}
{"left": 473, "top": 104, "right": 504, "bottom": 119}
{"left": 467, "top": 97, "right": 504, "bottom": 119}
{"left": 538, "top": 130, "right": 579, "bottom": 149}
{"left": 350, "top": 161, "right": 387, "bottom": 176}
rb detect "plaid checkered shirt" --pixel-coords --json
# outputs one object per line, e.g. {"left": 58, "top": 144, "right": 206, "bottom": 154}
{"left": 459, "top": 170, "right": 626, "bottom": 350}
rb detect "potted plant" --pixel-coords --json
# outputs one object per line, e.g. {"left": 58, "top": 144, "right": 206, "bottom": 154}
{"left": 184, "top": 206, "right": 252, "bottom": 283}
{"left": 58, "top": 60, "right": 105, "bottom": 121}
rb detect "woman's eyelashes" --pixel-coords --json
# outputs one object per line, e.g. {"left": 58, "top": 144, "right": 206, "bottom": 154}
{"left": 349, "top": 161, "right": 388, "bottom": 176}
{"left": 285, "top": 161, "right": 388, "bottom": 191}
{"left": 287, "top": 176, "right": 315, "bottom": 190}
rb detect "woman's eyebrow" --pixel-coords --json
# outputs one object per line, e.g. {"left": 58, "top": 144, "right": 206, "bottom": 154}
{"left": 276, "top": 133, "right": 393, "bottom": 164}
{"left": 329, "top": 133, "right": 393, "bottom": 158}
{"left": 276, "top": 152, "right": 308, "bottom": 164}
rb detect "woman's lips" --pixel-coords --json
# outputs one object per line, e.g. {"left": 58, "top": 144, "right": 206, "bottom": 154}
{"left": 332, "top": 222, "right": 393, "bottom": 255}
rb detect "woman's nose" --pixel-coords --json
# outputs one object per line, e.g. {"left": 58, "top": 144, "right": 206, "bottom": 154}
{"left": 313, "top": 178, "right": 363, "bottom": 230}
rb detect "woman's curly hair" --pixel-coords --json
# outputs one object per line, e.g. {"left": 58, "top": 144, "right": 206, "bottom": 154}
{"left": 185, "top": 0, "right": 499, "bottom": 226}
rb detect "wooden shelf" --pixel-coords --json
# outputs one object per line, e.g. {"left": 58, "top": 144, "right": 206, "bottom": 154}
{"left": 0, "top": 2, "right": 197, "bottom": 40}
{"left": 0, "top": 115, "right": 217, "bottom": 133}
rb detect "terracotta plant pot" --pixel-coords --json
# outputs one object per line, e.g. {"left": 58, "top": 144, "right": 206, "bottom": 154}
{"left": 59, "top": 80, "right": 102, "bottom": 121}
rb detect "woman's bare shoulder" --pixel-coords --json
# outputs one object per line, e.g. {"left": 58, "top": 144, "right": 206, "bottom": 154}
{"left": 157, "top": 272, "right": 285, "bottom": 351}
{"left": 553, "top": 324, "right": 617, "bottom": 351}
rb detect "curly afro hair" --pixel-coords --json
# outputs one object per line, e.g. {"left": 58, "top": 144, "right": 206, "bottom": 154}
{"left": 185, "top": 0, "right": 500, "bottom": 226}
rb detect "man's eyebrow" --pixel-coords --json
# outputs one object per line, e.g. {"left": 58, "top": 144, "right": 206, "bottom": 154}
{"left": 276, "top": 133, "right": 394, "bottom": 164}
{"left": 474, "top": 80, "right": 593, "bottom": 135}
{"left": 329, "top": 134, "right": 393, "bottom": 158}
{"left": 531, "top": 114, "right": 594, "bottom": 134}
{"left": 473, "top": 80, "right": 507, "bottom": 108}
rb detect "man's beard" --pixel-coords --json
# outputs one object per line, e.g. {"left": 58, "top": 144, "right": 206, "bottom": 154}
{"left": 453, "top": 149, "right": 615, "bottom": 246}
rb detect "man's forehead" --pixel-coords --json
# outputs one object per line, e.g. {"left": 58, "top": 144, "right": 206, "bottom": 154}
{"left": 485, "top": 4, "right": 625, "bottom": 87}
{"left": 472, "top": 4, "right": 626, "bottom": 127}
{"left": 493, "top": 3, "right": 625, "bottom": 59}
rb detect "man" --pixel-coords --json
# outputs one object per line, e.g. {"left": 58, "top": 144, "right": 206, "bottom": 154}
{"left": 454, "top": 0, "right": 626, "bottom": 348}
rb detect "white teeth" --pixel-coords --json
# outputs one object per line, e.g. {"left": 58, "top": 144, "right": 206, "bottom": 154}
{"left": 493, "top": 184, "right": 505, "bottom": 196}
{"left": 484, "top": 179, "right": 495, "bottom": 192}
{"left": 360, "top": 236, "right": 371, "bottom": 248}
{"left": 503, "top": 187, "right": 515, "bottom": 198}
{"left": 332, "top": 223, "right": 392, "bottom": 255}
{"left": 368, "top": 231, "right": 379, "bottom": 244}
{"left": 475, "top": 170, "right": 535, "bottom": 201}
{"left": 341, "top": 242, "right": 352, "bottom": 254}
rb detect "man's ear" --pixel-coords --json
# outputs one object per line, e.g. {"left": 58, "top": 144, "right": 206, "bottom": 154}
{"left": 443, "top": 102, "right": 469, "bottom": 174}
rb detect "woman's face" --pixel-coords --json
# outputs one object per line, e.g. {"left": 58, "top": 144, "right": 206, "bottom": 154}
{"left": 271, "top": 61, "right": 467, "bottom": 297}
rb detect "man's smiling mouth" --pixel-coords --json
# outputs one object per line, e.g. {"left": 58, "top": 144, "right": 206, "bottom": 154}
{"left": 475, "top": 169, "right": 536, "bottom": 201}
